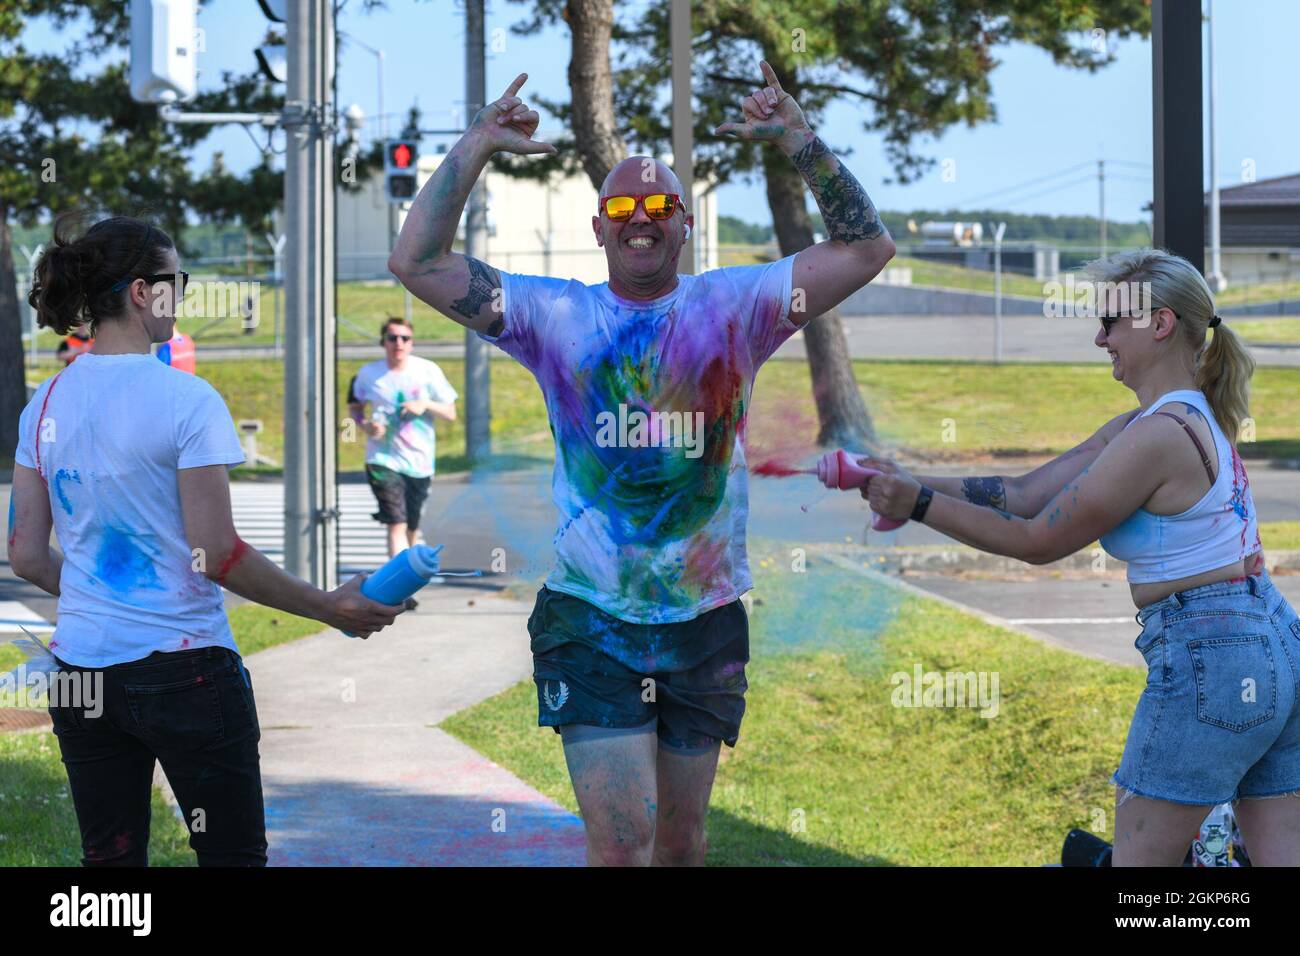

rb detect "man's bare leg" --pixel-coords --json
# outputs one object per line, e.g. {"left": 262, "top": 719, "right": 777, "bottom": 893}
{"left": 651, "top": 741, "right": 721, "bottom": 866}
{"left": 560, "top": 721, "right": 658, "bottom": 866}
{"left": 386, "top": 521, "right": 407, "bottom": 559}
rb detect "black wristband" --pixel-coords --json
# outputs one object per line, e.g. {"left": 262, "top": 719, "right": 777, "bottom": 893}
{"left": 911, "top": 485, "right": 934, "bottom": 523}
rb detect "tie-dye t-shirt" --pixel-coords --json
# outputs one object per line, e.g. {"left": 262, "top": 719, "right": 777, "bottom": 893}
{"left": 350, "top": 356, "right": 458, "bottom": 478}
{"left": 14, "top": 353, "right": 246, "bottom": 667}
{"left": 481, "top": 256, "right": 797, "bottom": 624}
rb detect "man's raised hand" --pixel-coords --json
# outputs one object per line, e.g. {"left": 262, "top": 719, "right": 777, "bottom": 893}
{"left": 470, "top": 73, "right": 557, "bottom": 156}
{"left": 713, "top": 60, "right": 812, "bottom": 150}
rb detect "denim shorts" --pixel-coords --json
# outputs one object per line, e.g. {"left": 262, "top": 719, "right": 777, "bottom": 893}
{"left": 1114, "top": 571, "right": 1300, "bottom": 805}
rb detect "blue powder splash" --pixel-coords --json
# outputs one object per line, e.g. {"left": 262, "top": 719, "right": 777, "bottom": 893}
{"left": 94, "top": 527, "right": 165, "bottom": 593}
{"left": 53, "top": 469, "right": 81, "bottom": 515}
{"left": 747, "top": 547, "right": 906, "bottom": 674}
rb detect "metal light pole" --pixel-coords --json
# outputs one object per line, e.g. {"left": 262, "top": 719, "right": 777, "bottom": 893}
{"left": 283, "top": 0, "right": 338, "bottom": 587}
{"left": 993, "top": 221, "right": 1007, "bottom": 363}
{"left": 463, "top": 0, "right": 491, "bottom": 466}
{"left": 1098, "top": 159, "right": 1107, "bottom": 258}
{"left": 1207, "top": 0, "right": 1225, "bottom": 292}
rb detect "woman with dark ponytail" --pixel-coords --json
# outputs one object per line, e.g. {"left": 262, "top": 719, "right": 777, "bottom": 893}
{"left": 8, "top": 214, "right": 407, "bottom": 866}
{"left": 860, "top": 248, "right": 1300, "bottom": 866}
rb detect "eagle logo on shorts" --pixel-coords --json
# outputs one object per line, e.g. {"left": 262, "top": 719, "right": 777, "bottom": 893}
{"left": 542, "top": 680, "right": 570, "bottom": 712}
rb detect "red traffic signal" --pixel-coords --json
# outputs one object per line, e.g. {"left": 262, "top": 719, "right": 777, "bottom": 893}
{"left": 386, "top": 140, "right": 417, "bottom": 171}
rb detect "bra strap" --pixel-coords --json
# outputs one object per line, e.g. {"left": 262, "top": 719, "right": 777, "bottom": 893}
{"left": 1151, "top": 411, "right": 1216, "bottom": 484}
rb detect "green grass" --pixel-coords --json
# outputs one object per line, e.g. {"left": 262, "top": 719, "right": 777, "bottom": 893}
{"left": 1215, "top": 278, "right": 1300, "bottom": 308}
{"left": 0, "top": 732, "right": 194, "bottom": 866}
{"left": 0, "top": 602, "right": 326, "bottom": 866}
{"left": 753, "top": 359, "right": 1300, "bottom": 461}
{"left": 442, "top": 544, "right": 1141, "bottom": 866}
{"left": 894, "top": 255, "right": 1045, "bottom": 298}
{"left": 227, "top": 603, "right": 325, "bottom": 656}
{"left": 199, "top": 358, "right": 554, "bottom": 475}
{"left": 23, "top": 280, "right": 467, "bottom": 350}
{"left": 1232, "top": 318, "right": 1300, "bottom": 345}
{"left": 1260, "top": 521, "right": 1300, "bottom": 552}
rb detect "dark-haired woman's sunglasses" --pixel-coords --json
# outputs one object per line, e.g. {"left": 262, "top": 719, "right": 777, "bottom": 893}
{"left": 112, "top": 272, "right": 190, "bottom": 294}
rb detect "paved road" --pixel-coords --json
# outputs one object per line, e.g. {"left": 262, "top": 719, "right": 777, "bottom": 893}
{"left": 901, "top": 569, "right": 1300, "bottom": 669}
{"left": 252, "top": 579, "right": 585, "bottom": 866}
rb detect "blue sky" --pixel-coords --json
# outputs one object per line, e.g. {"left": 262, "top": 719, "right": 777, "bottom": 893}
{"left": 23, "top": 0, "right": 1300, "bottom": 226}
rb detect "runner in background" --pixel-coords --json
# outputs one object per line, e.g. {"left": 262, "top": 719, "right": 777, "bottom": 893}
{"left": 348, "top": 316, "right": 458, "bottom": 576}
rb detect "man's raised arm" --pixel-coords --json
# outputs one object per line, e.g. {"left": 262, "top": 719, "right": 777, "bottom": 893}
{"left": 715, "top": 61, "right": 896, "bottom": 324}
{"left": 388, "top": 73, "right": 556, "bottom": 336}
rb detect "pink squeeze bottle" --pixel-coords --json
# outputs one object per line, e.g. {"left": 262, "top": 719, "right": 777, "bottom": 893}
{"left": 815, "top": 449, "right": 907, "bottom": 531}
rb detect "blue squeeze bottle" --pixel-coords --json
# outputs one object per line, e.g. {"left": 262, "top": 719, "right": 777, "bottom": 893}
{"left": 342, "top": 544, "right": 443, "bottom": 637}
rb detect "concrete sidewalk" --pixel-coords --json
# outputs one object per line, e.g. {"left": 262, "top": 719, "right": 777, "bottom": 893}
{"left": 247, "top": 579, "right": 585, "bottom": 867}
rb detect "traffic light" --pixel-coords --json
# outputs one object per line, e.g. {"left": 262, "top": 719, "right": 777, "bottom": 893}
{"left": 384, "top": 139, "right": 419, "bottom": 204}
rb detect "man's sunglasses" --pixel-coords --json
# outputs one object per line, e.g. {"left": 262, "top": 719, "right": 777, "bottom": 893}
{"left": 598, "top": 193, "right": 685, "bottom": 221}
{"left": 385, "top": 333, "right": 412, "bottom": 343}
{"left": 111, "top": 272, "right": 190, "bottom": 294}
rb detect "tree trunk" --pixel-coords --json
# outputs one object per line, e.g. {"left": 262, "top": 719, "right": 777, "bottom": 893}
{"left": 761, "top": 147, "right": 877, "bottom": 450}
{"left": 0, "top": 204, "right": 28, "bottom": 465}
{"left": 564, "top": 0, "right": 627, "bottom": 191}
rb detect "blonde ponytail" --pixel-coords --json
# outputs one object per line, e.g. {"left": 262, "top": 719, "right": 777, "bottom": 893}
{"left": 1196, "top": 319, "right": 1255, "bottom": 443}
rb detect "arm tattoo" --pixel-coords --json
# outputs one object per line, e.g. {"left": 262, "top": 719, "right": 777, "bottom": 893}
{"left": 791, "top": 136, "right": 884, "bottom": 243}
{"left": 452, "top": 257, "right": 502, "bottom": 325}
{"left": 962, "top": 476, "right": 1007, "bottom": 511}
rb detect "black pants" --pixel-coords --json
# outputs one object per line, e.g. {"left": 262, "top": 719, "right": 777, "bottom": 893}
{"left": 50, "top": 646, "right": 268, "bottom": 867}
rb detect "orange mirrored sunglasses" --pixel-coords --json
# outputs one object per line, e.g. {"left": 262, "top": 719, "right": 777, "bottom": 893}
{"left": 599, "top": 193, "right": 685, "bottom": 221}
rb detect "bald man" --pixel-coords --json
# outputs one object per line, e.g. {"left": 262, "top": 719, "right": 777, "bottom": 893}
{"left": 390, "top": 62, "right": 896, "bottom": 866}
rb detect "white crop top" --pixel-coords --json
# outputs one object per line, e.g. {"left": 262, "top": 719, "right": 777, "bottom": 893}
{"left": 1097, "top": 390, "right": 1261, "bottom": 583}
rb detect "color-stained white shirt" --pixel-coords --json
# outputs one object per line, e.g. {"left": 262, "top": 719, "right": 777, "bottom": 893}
{"left": 479, "top": 256, "right": 797, "bottom": 624}
{"left": 351, "top": 356, "right": 458, "bottom": 477}
{"left": 15, "top": 353, "right": 246, "bottom": 667}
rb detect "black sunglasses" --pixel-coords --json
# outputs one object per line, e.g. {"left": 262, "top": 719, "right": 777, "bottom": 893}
{"left": 385, "top": 333, "right": 412, "bottom": 343}
{"left": 1098, "top": 308, "right": 1178, "bottom": 336}
{"left": 111, "top": 272, "right": 190, "bottom": 294}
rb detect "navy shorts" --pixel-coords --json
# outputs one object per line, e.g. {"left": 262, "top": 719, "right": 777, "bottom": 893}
{"left": 365, "top": 463, "right": 431, "bottom": 527}
{"left": 527, "top": 586, "right": 749, "bottom": 751}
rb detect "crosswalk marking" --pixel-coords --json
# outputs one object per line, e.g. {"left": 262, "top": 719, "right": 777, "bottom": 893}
{"left": 230, "top": 483, "right": 391, "bottom": 575}
{"left": 0, "top": 599, "right": 54, "bottom": 635}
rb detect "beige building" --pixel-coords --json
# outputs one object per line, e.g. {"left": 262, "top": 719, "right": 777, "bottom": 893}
{"left": 337, "top": 146, "right": 720, "bottom": 284}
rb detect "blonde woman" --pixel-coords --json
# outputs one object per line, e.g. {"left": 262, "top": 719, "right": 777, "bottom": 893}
{"left": 862, "top": 249, "right": 1300, "bottom": 866}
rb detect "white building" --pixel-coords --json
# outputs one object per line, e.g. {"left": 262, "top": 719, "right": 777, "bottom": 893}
{"left": 337, "top": 145, "right": 719, "bottom": 284}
